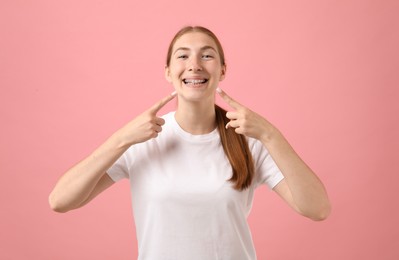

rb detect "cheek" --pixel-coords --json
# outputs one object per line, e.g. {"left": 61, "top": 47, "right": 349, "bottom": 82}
{"left": 170, "top": 68, "right": 185, "bottom": 79}
{"left": 169, "top": 61, "right": 185, "bottom": 70}
{"left": 211, "top": 68, "right": 223, "bottom": 79}
{"left": 168, "top": 68, "right": 183, "bottom": 85}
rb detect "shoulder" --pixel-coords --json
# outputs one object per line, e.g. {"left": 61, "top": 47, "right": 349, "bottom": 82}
{"left": 247, "top": 137, "right": 265, "bottom": 153}
{"left": 161, "top": 111, "right": 175, "bottom": 119}
{"left": 159, "top": 111, "right": 177, "bottom": 133}
{"left": 161, "top": 111, "right": 176, "bottom": 126}
{"left": 246, "top": 137, "right": 272, "bottom": 165}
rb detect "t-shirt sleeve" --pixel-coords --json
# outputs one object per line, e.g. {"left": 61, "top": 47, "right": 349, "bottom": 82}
{"left": 106, "top": 152, "right": 130, "bottom": 182}
{"left": 251, "top": 139, "right": 284, "bottom": 190}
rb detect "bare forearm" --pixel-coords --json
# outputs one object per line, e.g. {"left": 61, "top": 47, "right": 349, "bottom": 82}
{"left": 262, "top": 129, "right": 331, "bottom": 220}
{"left": 49, "top": 134, "right": 128, "bottom": 212}
{"left": 49, "top": 93, "right": 176, "bottom": 213}
{"left": 215, "top": 88, "right": 331, "bottom": 220}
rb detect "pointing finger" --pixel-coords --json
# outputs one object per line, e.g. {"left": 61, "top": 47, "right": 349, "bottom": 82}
{"left": 150, "top": 91, "right": 177, "bottom": 114}
{"left": 216, "top": 87, "right": 242, "bottom": 110}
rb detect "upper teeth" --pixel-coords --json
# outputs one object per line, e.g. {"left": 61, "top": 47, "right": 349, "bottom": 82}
{"left": 184, "top": 79, "right": 207, "bottom": 84}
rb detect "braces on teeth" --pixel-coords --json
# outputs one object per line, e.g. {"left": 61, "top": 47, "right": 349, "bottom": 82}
{"left": 184, "top": 79, "right": 207, "bottom": 84}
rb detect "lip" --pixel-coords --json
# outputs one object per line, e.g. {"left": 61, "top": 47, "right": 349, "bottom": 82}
{"left": 182, "top": 76, "right": 208, "bottom": 80}
{"left": 183, "top": 76, "right": 207, "bottom": 80}
{"left": 183, "top": 82, "right": 208, "bottom": 89}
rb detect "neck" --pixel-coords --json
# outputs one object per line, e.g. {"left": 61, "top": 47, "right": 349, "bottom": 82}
{"left": 175, "top": 98, "right": 216, "bottom": 135}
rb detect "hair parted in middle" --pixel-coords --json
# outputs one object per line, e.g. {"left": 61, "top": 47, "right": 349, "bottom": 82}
{"left": 165, "top": 26, "right": 255, "bottom": 191}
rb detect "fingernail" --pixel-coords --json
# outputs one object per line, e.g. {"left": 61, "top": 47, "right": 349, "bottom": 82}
{"left": 216, "top": 87, "right": 222, "bottom": 93}
{"left": 171, "top": 91, "right": 177, "bottom": 96}
{"left": 225, "top": 123, "right": 229, "bottom": 129}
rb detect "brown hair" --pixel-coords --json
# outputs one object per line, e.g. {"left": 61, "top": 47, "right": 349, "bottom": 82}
{"left": 166, "top": 26, "right": 254, "bottom": 191}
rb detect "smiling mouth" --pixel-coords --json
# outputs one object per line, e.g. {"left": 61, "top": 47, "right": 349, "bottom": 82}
{"left": 182, "top": 78, "right": 209, "bottom": 85}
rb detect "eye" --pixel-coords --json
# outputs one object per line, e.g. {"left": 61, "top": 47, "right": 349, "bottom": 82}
{"left": 177, "top": 54, "right": 188, "bottom": 59}
{"left": 202, "top": 54, "right": 213, "bottom": 59}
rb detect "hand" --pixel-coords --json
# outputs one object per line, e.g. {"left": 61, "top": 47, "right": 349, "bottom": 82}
{"left": 217, "top": 88, "right": 331, "bottom": 220}
{"left": 216, "top": 87, "right": 277, "bottom": 142}
{"left": 115, "top": 92, "right": 177, "bottom": 146}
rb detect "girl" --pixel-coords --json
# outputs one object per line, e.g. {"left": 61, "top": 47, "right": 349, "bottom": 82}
{"left": 49, "top": 26, "right": 331, "bottom": 260}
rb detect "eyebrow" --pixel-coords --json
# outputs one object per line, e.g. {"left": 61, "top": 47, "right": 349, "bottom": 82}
{"left": 173, "top": 46, "right": 217, "bottom": 55}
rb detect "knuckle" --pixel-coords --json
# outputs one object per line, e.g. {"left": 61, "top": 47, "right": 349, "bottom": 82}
{"left": 146, "top": 124, "right": 155, "bottom": 132}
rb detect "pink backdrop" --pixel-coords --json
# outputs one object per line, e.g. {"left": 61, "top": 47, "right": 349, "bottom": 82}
{"left": 1, "top": 0, "right": 398, "bottom": 259}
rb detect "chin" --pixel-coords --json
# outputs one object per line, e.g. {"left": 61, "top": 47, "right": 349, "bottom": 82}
{"left": 179, "top": 89, "right": 215, "bottom": 103}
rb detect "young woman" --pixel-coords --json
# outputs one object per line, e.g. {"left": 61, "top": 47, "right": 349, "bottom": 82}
{"left": 49, "top": 26, "right": 331, "bottom": 259}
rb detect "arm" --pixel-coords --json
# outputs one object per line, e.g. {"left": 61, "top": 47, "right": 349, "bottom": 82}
{"left": 217, "top": 88, "right": 331, "bottom": 221}
{"left": 48, "top": 93, "right": 176, "bottom": 213}
{"left": 265, "top": 129, "right": 331, "bottom": 221}
{"left": 48, "top": 134, "right": 127, "bottom": 213}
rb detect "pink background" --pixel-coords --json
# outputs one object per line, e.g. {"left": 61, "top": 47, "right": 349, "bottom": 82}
{"left": 1, "top": 0, "right": 398, "bottom": 259}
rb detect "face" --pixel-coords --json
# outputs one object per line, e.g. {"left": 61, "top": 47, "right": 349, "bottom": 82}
{"left": 165, "top": 32, "right": 226, "bottom": 102}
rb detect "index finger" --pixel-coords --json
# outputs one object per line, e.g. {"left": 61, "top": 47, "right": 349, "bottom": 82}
{"left": 216, "top": 87, "right": 242, "bottom": 110}
{"left": 150, "top": 91, "right": 177, "bottom": 114}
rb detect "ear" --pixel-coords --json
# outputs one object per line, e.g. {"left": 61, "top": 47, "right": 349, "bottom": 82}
{"left": 219, "top": 64, "right": 227, "bottom": 81}
{"left": 165, "top": 65, "right": 172, "bottom": 83}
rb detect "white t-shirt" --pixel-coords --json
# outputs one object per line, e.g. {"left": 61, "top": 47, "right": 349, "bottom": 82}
{"left": 107, "top": 112, "right": 284, "bottom": 260}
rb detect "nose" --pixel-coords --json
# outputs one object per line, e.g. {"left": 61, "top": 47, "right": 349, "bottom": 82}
{"left": 188, "top": 57, "right": 202, "bottom": 71}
